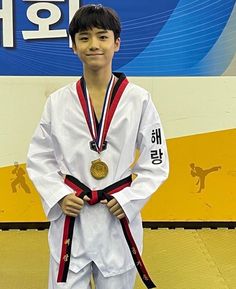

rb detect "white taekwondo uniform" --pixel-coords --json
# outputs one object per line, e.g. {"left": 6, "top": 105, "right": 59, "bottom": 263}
{"left": 27, "top": 73, "right": 169, "bottom": 288}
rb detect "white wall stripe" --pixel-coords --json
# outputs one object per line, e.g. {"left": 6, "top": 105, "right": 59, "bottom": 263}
{"left": 0, "top": 76, "right": 235, "bottom": 167}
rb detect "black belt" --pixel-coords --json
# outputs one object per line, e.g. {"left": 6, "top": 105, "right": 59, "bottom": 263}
{"left": 57, "top": 175, "right": 156, "bottom": 288}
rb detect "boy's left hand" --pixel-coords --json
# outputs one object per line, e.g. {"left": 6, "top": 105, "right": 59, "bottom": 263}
{"left": 101, "top": 198, "right": 125, "bottom": 219}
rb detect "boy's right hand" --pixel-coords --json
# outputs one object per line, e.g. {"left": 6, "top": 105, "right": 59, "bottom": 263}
{"left": 58, "top": 193, "right": 90, "bottom": 217}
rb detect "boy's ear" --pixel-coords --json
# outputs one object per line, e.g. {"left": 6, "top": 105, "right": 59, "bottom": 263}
{"left": 72, "top": 43, "right": 77, "bottom": 54}
{"left": 114, "top": 37, "right": 121, "bottom": 52}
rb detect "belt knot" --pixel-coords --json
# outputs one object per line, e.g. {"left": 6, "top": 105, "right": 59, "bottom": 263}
{"left": 76, "top": 189, "right": 111, "bottom": 205}
{"left": 88, "top": 190, "right": 99, "bottom": 205}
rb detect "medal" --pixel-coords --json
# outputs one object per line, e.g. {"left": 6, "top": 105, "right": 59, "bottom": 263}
{"left": 76, "top": 73, "right": 128, "bottom": 180}
{"left": 90, "top": 159, "right": 109, "bottom": 179}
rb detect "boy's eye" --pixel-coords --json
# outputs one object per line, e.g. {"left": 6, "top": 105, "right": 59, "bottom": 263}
{"left": 100, "top": 35, "right": 108, "bottom": 40}
{"left": 79, "top": 37, "right": 88, "bottom": 41}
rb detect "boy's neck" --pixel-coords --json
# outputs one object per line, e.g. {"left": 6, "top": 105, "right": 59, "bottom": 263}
{"left": 83, "top": 68, "right": 113, "bottom": 91}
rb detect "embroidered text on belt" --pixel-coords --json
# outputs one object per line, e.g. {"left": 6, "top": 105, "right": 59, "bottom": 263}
{"left": 57, "top": 175, "right": 156, "bottom": 288}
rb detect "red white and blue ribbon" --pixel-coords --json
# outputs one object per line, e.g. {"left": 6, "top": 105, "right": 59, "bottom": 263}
{"left": 76, "top": 73, "right": 129, "bottom": 153}
{"left": 86, "top": 74, "right": 115, "bottom": 152}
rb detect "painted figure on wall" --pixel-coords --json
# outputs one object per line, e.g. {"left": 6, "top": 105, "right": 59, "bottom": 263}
{"left": 190, "top": 163, "right": 221, "bottom": 193}
{"left": 11, "top": 162, "right": 31, "bottom": 193}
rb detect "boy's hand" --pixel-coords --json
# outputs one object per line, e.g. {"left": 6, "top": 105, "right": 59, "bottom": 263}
{"left": 58, "top": 193, "right": 90, "bottom": 217}
{"left": 101, "top": 198, "right": 126, "bottom": 219}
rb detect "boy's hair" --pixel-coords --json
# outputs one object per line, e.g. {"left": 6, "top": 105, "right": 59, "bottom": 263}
{"left": 69, "top": 4, "right": 121, "bottom": 44}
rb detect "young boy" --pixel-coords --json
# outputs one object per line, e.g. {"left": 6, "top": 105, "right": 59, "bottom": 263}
{"left": 27, "top": 4, "right": 169, "bottom": 289}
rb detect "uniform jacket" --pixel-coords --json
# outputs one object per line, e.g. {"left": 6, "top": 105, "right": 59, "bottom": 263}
{"left": 27, "top": 73, "right": 169, "bottom": 276}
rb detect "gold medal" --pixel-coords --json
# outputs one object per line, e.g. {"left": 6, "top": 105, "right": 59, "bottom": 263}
{"left": 90, "top": 159, "right": 108, "bottom": 179}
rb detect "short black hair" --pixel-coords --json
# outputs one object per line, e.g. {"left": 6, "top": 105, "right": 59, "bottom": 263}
{"left": 69, "top": 4, "right": 121, "bottom": 44}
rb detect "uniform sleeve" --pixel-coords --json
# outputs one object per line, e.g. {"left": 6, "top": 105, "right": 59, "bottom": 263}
{"left": 113, "top": 94, "right": 169, "bottom": 223}
{"left": 26, "top": 97, "right": 73, "bottom": 221}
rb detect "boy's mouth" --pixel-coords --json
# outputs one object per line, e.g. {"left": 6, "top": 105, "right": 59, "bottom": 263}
{"left": 86, "top": 53, "right": 104, "bottom": 56}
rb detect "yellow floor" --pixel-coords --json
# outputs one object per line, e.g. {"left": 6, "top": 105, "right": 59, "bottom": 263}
{"left": 0, "top": 229, "right": 236, "bottom": 289}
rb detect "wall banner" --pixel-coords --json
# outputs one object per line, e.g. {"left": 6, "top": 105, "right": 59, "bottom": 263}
{"left": 0, "top": 0, "right": 236, "bottom": 76}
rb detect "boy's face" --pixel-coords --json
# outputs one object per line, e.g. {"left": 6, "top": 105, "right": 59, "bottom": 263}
{"left": 72, "top": 27, "right": 120, "bottom": 71}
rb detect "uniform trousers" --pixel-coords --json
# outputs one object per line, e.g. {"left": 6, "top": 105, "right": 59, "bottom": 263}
{"left": 48, "top": 256, "right": 137, "bottom": 289}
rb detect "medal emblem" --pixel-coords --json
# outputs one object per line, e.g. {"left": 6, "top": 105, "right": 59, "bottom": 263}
{"left": 90, "top": 159, "right": 108, "bottom": 179}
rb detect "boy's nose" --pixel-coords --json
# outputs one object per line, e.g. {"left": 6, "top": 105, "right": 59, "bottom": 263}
{"left": 89, "top": 37, "right": 99, "bottom": 50}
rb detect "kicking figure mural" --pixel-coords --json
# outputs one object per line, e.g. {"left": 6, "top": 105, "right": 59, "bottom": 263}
{"left": 190, "top": 163, "right": 221, "bottom": 193}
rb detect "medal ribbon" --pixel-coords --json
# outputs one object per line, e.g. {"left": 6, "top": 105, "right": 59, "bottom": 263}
{"left": 76, "top": 74, "right": 128, "bottom": 153}
{"left": 81, "top": 75, "right": 114, "bottom": 153}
